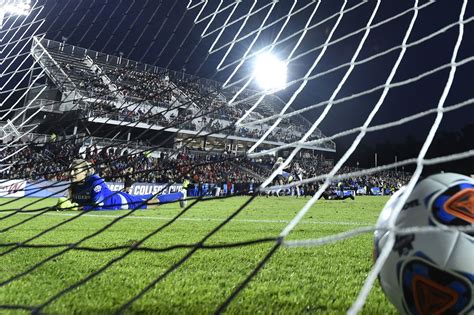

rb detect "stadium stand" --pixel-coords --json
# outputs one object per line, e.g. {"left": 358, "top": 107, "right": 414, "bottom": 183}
{"left": 0, "top": 135, "right": 409, "bottom": 197}
{"left": 1, "top": 36, "right": 410, "bottom": 200}
{"left": 26, "top": 37, "right": 336, "bottom": 153}
{"left": 7, "top": 36, "right": 409, "bottom": 197}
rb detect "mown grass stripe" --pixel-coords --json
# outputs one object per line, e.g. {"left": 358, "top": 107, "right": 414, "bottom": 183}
{"left": 10, "top": 211, "right": 370, "bottom": 226}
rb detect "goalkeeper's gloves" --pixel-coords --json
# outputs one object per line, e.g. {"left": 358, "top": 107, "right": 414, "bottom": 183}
{"left": 56, "top": 197, "right": 80, "bottom": 211}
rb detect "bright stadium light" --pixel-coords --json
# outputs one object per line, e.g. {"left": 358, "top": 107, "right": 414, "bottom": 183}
{"left": 0, "top": 0, "right": 31, "bottom": 24}
{"left": 253, "top": 52, "right": 287, "bottom": 92}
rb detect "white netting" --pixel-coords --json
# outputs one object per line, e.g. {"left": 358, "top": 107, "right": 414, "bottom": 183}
{"left": 0, "top": 0, "right": 472, "bottom": 313}
{"left": 188, "top": 0, "right": 473, "bottom": 313}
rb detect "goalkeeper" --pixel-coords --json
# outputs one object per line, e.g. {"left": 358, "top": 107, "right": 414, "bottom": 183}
{"left": 57, "top": 159, "right": 187, "bottom": 211}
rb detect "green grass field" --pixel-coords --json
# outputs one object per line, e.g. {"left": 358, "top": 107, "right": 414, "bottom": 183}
{"left": 0, "top": 196, "right": 397, "bottom": 314}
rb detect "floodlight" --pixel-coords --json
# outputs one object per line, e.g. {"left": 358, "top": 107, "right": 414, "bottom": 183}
{"left": 0, "top": 0, "right": 31, "bottom": 16}
{"left": 253, "top": 52, "right": 287, "bottom": 92}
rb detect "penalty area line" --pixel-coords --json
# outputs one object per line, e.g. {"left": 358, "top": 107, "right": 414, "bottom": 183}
{"left": 9, "top": 211, "right": 370, "bottom": 226}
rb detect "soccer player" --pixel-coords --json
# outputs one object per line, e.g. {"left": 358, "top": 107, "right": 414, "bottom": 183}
{"left": 292, "top": 162, "right": 305, "bottom": 197}
{"left": 326, "top": 185, "right": 355, "bottom": 200}
{"left": 122, "top": 170, "right": 134, "bottom": 193}
{"left": 61, "top": 159, "right": 187, "bottom": 211}
{"left": 313, "top": 182, "right": 354, "bottom": 200}
{"left": 270, "top": 157, "right": 286, "bottom": 197}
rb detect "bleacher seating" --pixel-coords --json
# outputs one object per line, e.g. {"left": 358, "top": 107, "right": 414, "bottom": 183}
{"left": 30, "top": 37, "right": 336, "bottom": 151}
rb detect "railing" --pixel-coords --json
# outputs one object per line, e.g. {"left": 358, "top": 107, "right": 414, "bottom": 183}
{"left": 28, "top": 99, "right": 61, "bottom": 112}
{"left": 20, "top": 132, "right": 53, "bottom": 144}
{"left": 31, "top": 37, "right": 77, "bottom": 93}
{"left": 84, "top": 55, "right": 126, "bottom": 105}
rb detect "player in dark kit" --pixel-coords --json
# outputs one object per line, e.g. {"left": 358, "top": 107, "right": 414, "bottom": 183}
{"left": 269, "top": 157, "right": 290, "bottom": 197}
{"left": 321, "top": 186, "right": 355, "bottom": 200}
{"left": 312, "top": 182, "right": 355, "bottom": 200}
{"left": 123, "top": 171, "right": 134, "bottom": 193}
{"left": 63, "top": 159, "right": 187, "bottom": 211}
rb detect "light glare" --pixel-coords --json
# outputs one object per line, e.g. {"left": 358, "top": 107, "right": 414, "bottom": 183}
{"left": 254, "top": 53, "right": 287, "bottom": 92}
{"left": 1, "top": 0, "right": 31, "bottom": 16}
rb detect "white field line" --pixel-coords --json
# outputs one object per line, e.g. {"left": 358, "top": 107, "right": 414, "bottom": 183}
{"left": 7, "top": 211, "right": 371, "bottom": 226}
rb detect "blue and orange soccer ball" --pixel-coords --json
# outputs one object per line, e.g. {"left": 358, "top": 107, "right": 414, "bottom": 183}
{"left": 375, "top": 173, "right": 473, "bottom": 315}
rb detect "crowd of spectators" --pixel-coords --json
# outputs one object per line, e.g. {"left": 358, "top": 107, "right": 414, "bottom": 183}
{"left": 248, "top": 155, "right": 410, "bottom": 195}
{"left": 106, "top": 66, "right": 172, "bottom": 103}
{"left": 0, "top": 138, "right": 410, "bottom": 196}
{"left": 0, "top": 141, "right": 262, "bottom": 187}
{"left": 56, "top": 55, "right": 329, "bottom": 147}
{"left": 58, "top": 61, "right": 109, "bottom": 97}
{"left": 0, "top": 140, "right": 80, "bottom": 181}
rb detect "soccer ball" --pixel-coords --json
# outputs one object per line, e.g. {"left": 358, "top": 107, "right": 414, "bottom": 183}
{"left": 374, "top": 173, "right": 473, "bottom": 315}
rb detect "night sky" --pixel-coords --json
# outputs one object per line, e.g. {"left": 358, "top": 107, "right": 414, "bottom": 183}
{"left": 3, "top": 0, "right": 473, "bottom": 170}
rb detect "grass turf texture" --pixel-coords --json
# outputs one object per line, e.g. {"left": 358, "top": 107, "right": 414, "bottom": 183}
{"left": 0, "top": 196, "right": 397, "bottom": 314}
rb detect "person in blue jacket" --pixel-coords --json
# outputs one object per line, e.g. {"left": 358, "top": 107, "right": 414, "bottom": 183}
{"left": 60, "top": 159, "right": 187, "bottom": 211}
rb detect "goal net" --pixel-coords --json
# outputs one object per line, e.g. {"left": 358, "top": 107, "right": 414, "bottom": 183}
{"left": 0, "top": 0, "right": 472, "bottom": 313}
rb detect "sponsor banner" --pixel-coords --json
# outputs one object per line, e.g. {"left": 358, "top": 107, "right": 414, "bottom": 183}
{"left": 107, "top": 182, "right": 124, "bottom": 192}
{"left": 357, "top": 187, "right": 367, "bottom": 195}
{"left": 21, "top": 181, "right": 182, "bottom": 198}
{"left": 0, "top": 180, "right": 26, "bottom": 197}
{"left": 128, "top": 183, "right": 182, "bottom": 195}
{"left": 345, "top": 190, "right": 356, "bottom": 197}
{"left": 336, "top": 190, "right": 356, "bottom": 197}
{"left": 371, "top": 187, "right": 382, "bottom": 195}
{"left": 25, "top": 180, "right": 69, "bottom": 198}
{"left": 187, "top": 183, "right": 218, "bottom": 197}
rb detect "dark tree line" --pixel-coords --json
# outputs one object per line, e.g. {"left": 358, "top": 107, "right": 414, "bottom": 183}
{"left": 341, "top": 124, "right": 473, "bottom": 176}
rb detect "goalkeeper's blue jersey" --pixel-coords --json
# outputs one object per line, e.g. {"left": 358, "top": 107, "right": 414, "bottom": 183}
{"left": 70, "top": 174, "right": 151, "bottom": 210}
